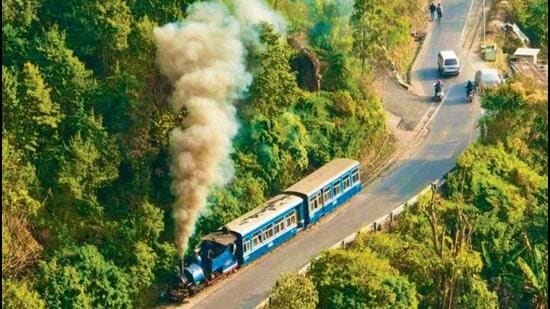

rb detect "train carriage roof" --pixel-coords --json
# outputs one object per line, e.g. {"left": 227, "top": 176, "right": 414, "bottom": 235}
{"left": 225, "top": 194, "right": 303, "bottom": 237}
{"left": 201, "top": 230, "right": 238, "bottom": 246}
{"left": 284, "top": 158, "right": 360, "bottom": 196}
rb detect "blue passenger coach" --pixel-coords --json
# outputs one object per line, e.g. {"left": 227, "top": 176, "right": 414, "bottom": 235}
{"left": 284, "top": 158, "right": 362, "bottom": 225}
{"left": 166, "top": 158, "right": 363, "bottom": 302}
{"left": 225, "top": 194, "right": 305, "bottom": 265}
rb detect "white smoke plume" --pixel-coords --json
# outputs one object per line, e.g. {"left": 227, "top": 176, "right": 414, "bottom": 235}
{"left": 233, "top": 0, "right": 286, "bottom": 34}
{"left": 154, "top": 2, "right": 252, "bottom": 257}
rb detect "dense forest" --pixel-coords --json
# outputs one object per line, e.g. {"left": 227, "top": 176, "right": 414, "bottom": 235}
{"left": 2, "top": 0, "right": 427, "bottom": 307}
{"left": 508, "top": 0, "right": 548, "bottom": 50}
{"left": 267, "top": 75, "right": 548, "bottom": 308}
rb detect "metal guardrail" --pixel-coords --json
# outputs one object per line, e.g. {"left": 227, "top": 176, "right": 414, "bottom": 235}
{"left": 256, "top": 177, "right": 447, "bottom": 309}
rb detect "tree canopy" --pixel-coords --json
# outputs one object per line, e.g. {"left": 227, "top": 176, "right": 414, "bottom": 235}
{"left": 2, "top": 0, "right": 398, "bottom": 306}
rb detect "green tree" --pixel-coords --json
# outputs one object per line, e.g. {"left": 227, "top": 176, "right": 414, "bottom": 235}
{"left": 510, "top": 0, "right": 548, "bottom": 48}
{"left": 237, "top": 24, "right": 311, "bottom": 192}
{"left": 36, "top": 245, "right": 132, "bottom": 308}
{"left": 2, "top": 279, "right": 46, "bottom": 309}
{"left": 350, "top": 0, "right": 409, "bottom": 74}
{"left": 30, "top": 25, "right": 97, "bottom": 140}
{"left": 1, "top": 0, "right": 40, "bottom": 65}
{"left": 309, "top": 249, "right": 418, "bottom": 308}
{"left": 55, "top": 129, "right": 120, "bottom": 220}
{"left": 128, "top": 241, "right": 157, "bottom": 293}
{"left": 515, "top": 238, "right": 548, "bottom": 308}
{"left": 246, "top": 24, "right": 299, "bottom": 117}
{"left": 269, "top": 273, "right": 318, "bottom": 309}
{"left": 294, "top": 90, "right": 386, "bottom": 167}
{"left": 479, "top": 77, "right": 548, "bottom": 173}
{"left": 2, "top": 137, "right": 43, "bottom": 276}
{"left": 2, "top": 0, "right": 39, "bottom": 29}
{"left": 3, "top": 63, "right": 63, "bottom": 154}
{"left": 127, "top": 0, "right": 187, "bottom": 24}
{"left": 40, "top": 0, "right": 133, "bottom": 73}
{"left": 355, "top": 195, "right": 499, "bottom": 309}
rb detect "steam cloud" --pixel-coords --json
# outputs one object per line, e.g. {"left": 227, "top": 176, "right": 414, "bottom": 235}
{"left": 154, "top": 2, "right": 252, "bottom": 256}
{"left": 234, "top": 0, "right": 286, "bottom": 34}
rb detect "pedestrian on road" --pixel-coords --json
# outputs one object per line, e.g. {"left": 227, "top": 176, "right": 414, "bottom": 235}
{"left": 436, "top": 3, "right": 443, "bottom": 20}
{"left": 429, "top": 2, "right": 437, "bottom": 21}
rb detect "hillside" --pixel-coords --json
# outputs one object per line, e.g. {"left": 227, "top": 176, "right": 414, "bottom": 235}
{"left": 2, "top": 0, "right": 426, "bottom": 307}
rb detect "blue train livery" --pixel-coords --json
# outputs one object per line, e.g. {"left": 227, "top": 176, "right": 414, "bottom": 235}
{"left": 166, "top": 158, "right": 362, "bottom": 302}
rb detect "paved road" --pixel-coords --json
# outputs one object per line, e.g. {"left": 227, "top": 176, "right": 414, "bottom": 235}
{"left": 187, "top": 0, "right": 482, "bottom": 307}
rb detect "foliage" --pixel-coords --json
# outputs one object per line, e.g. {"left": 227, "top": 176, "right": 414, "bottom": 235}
{"left": 309, "top": 248, "right": 418, "bottom": 308}
{"left": 1, "top": 137, "right": 41, "bottom": 216}
{"left": 354, "top": 199, "right": 498, "bottom": 309}
{"left": 268, "top": 273, "right": 318, "bottom": 309}
{"left": 2, "top": 137, "right": 43, "bottom": 276}
{"left": 2, "top": 279, "right": 46, "bottom": 309}
{"left": 350, "top": 0, "right": 411, "bottom": 74}
{"left": 509, "top": 0, "right": 548, "bottom": 49}
{"left": 2, "top": 63, "right": 62, "bottom": 155}
{"left": 287, "top": 78, "right": 547, "bottom": 309}
{"left": 297, "top": 90, "right": 386, "bottom": 162}
{"left": 478, "top": 77, "right": 548, "bottom": 172}
{"left": 36, "top": 245, "right": 133, "bottom": 308}
{"left": 0, "top": 0, "right": 420, "bottom": 306}
{"left": 447, "top": 78, "right": 548, "bottom": 307}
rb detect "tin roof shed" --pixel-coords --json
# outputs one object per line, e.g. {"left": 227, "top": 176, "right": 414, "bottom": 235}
{"left": 513, "top": 48, "right": 540, "bottom": 64}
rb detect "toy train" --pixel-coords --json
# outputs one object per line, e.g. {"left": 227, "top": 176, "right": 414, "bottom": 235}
{"left": 166, "top": 158, "right": 362, "bottom": 302}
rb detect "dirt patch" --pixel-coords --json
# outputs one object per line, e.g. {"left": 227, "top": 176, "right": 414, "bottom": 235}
{"left": 362, "top": 70, "right": 436, "bottom": 186}
{"left": 373, "top": 71, "right": 432, "bottom": 131}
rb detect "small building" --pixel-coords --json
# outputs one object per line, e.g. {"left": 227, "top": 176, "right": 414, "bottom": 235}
{"left": 513, "top": 48, "right": 540, "bottom": 64}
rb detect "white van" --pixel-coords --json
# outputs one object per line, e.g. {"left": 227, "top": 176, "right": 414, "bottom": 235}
{"left": 437, "top": 50, "right": 460, "bottom": 76}
{"left": 474, "top": 68, "right": 503, "bottom": 89}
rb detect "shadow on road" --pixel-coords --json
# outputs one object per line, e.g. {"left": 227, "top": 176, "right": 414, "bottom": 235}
{"left": 411, "top": 67, "right": 439, "bottom": 81}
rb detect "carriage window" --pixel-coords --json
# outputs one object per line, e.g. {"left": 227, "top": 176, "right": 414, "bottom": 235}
{"left": 334, "top": 182, "right": 341, "bottom": 196}
{"left": 352, "top": 170, "right": 359, "bottom": 183}
{"left": 286, "top": 212, "right": 296, "bottom": 227}
{"left": 316, "top": 192, "right": 323, "bottom": 207}
{"left": 264, "top": 225, "right": 274, "bottom": 240}
{"left": 343, "top": 175, "right": 350, "bottom": 190}
{"left": 323, "top": 186, "right": 331, "bottom": 203}
{"left": 310, "top": 193, "right": 320, "bottom": 211}
{"left": 278, "top": 219, "right": 286, "bottom": 232}
{"left": 252, "top": 232, "right": 262, "bottom": 247}
{"left": 243, "top": 239, "right": 251, "bottom": 253}
{"left": 274, "top": 219, "right": 282, "bottom": 234}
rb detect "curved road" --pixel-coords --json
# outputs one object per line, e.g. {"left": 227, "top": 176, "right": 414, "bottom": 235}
{"left": 185, "top": 0, "right": 483, "bottom": 307}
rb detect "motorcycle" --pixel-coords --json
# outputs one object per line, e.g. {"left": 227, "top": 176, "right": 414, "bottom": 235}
{"left": 465, "top": 81, "right": 475, "bottom": 103}
{"left": 434, "top": 83, "right": 445, "bottom": 102}
{"left": 435, "top": 89, "right": 444, "bottom": 102}
{"left": 466, "top": 89, "right": 474, "bottom": 102}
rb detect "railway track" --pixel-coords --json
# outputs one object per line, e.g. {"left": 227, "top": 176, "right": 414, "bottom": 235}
{"left": 461, "top": 0, "right": 487, "bottom": 55}
{"left": 510, "top": 61, "right": 548, "bottom": 86}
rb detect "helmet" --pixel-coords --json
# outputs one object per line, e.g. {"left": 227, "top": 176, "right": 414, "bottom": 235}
{"left": 438, "top": 79, "right": 442, "bottom": 83}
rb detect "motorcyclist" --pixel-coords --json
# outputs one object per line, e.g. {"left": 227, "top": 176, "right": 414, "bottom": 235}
{"left": 465, "top": 80, "right": 475, "bottom": 97}
{"left": 434, "top": 79, "right": 444, "bottom": 95}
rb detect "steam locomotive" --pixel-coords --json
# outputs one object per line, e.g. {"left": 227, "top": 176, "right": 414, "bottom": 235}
{"left": 166, "top": 158, "right": 362, "bottom": 302}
